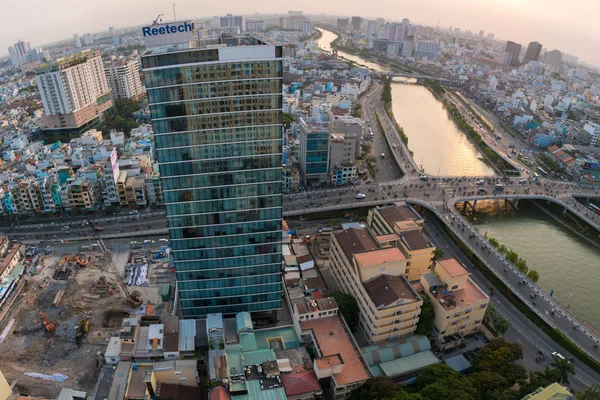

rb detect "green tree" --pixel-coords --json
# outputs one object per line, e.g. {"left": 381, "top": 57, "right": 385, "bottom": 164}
{"left": 359, "top": 376, "right": 399, "bottom": 400}
{"left": 472, "top": 339, "right": 525, "bottom": 385}
{"left": 385, "top": 391, "right": 424, "bottom": 400}
{"left": 488, "top": 237, "right": 499, "bottom": 248}
{"left": 551, "top": 357, "right": 575, "bottom": 384}
{"left": 577, "top": 386, "right": 600, "bottom": 400}
{"left": 418, "top": 377, "right": 477, "bottom": 400}
{"left": 497, "top": 244, "right": 507, "bottom": 255}
{"left": 330, "top": 291, "right": 360, "bottom": 328}
{"left": 505, "top": 250, "right": 519, "bottom": 264}
{"left": 416, "top": 296, "right": 435, "bottom": 336}
{"left": 415, "top": 364, "right": 460, "bottom": 389}
{"left": 466, "top": 371, "right": 508, "bottom": 399}
{"left": 431, "top": 249, "right": 445, "bottom": 263}
{"left": 516, "top": 258, "right": 528, "bottom": 273}
{"left": 283, "top": 113, "right": 295, "bottom": 131}
{"left": 527, "top": 270, "right": 540, "bottom": 283}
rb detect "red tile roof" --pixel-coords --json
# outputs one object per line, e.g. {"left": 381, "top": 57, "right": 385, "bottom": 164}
{"left": 209, "top": 387, "right": 230, "bottom": 400}
{"left": 281, "top": 369, "right": 321, "bottom": 396}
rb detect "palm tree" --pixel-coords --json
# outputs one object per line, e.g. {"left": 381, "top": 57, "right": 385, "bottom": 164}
{"left": 551, "top": 357, "right": 575, "bottom": 384}
{"left": 576, "top": 385, "right": 600, "bottom": 400}
{"left": 534, "top": 366, "right": 561, "bottom": 385}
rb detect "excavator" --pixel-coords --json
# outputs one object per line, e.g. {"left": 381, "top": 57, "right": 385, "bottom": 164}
{"left": 75, "top": 316, "right": 91, "bottom": 346}
{"left": 40, "top": 309, "right": 55, "bottom": 333}
{"left": 125, "top": 289, "right": 143, "bottom": 308}
{"left": 64, "top": 255, "right": 90, "bottom": 267}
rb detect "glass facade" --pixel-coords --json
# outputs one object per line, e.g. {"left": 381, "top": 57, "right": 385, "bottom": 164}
{"left": 143, "top": 45, "right": 283, "bottom": 317}
{"left": 299, "top": 116, "right": 331, "bottom": 182}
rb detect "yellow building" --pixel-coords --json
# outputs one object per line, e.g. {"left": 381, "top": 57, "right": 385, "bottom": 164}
{"left": 330, "top": 228, "right": 423, "bottom": 344}
{"left": 521, "top": 382, "right": 573, "bottom": 400}
{"left": 68, "top": 179, "right": 97, "bottom": 209}
{"left": 368, "top": 204, "right": 435, "bottom": 283}
{"left": 420, "top": 258, "right": 489, "bottom": 350}
{"left": 0, "top": 370, "right": 11, "bottom": 400}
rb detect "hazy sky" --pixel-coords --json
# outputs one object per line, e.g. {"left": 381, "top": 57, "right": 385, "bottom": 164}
{"left": 3, "top": 0, "right": 599, "bottom": 67}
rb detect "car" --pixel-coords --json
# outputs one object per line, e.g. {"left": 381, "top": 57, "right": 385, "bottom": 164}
{"left": 159, "top": 238, "right": 169, "bottom": 242}
{"left": 476, "top": 179, "right": 485, "bottom": 185}
{"left": 129, "top": 210, "right": 139, "bottom": 216}
{"left": 355, "top": 193, "right": 366, "bottom": 199}
{"left": 61, "top": 226, "right": 70, "bottom": 231}
{"left": 519, "top": 179, "right": 528, "bottom": 184}
{"left": 477, "top": 187, "right": 487, "bottom": 194}
{"left": 419, "top": 175, "right": 429, "bottom": 181}
{"left": 551, "top": 352, "right": 566, "bottom": 361}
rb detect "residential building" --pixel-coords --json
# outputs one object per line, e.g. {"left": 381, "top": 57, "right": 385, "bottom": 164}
{"left": 68, "top": 179, "right": 97, "bottom": 210}
{"left": 8, "top": 46, "right": 21, "bottom": 66}
{"left": 398, "top": 229, "right": 436, "bottom": 283}
{"left": 73, "top": 34, "right": 82, "bottom": 48}
{"left": 337, "top": 18, "right": 349, "bottom": 29}
{"left": 295, "top": 297, "right": 370, "bottom": 399}
{"left": 503, "top": 41, "right": 521, "bottom": 67}
{"left": 523, "top": 41, "right": 542, "bottom": 63}
{"left": 521, "top": 383, "right": 573, "bottom": 400}
{"left": 141, "top": 23, "right": 283, "bottom": 317}
{"left": 367, "top": 20, "right": 377, "bottom": 38}
{"left": 35, "top": 49, "right": 113, "bottom": 134}
{"left": 420, "top": 258, "right": 489, "bottom": 350}
{"left": 299, "top": 113, "right": 331, "bottom": 184}
{"left": 104, "top": 58, "right": 145, "bottom": 100}
{"left": 220, "top": 14, "right": 245, "bottom": 32}
{"left": 145, "top": 172, "right": 164, "bottom": 206}
{"left": 9, "top": 39, "right": 31, "bottom": 66}
{"left": 283, "top": 165, "right": 300, "bottom": 193}
{"left": 329, "top": 228, "right": 423, "bottom": 344}
{"left": 245, "top": 20, "right": 266, "bottom": 32}
{"left": 82, "top": 33, "right": 94, "bottom": 46}
{"left": 351, "top": 16, "right": 363, "bottom": 31}
{"left": 413, "top": 40, "right": 438, "bottom": 58}
{"left": 544, "top": 49, "right": 562, "bottom": 65}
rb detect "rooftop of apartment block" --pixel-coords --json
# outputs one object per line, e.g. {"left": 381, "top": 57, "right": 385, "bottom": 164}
{"left": 377, "top": 204, "right": 422, "bottom": 226}
{"left": 354, "top": 247, "right": 406, "bottom": 268}
{"left": 400, "top": 229, "right": 432, "bottom": 251}
{"left": 301, "top": 316, "right": 369, "bottom": 385}
{"left": 363, "top": 274, "right": 421, "bottom": 308}
{"left": 334, "top": 227, "right": 378, "bottom": 261}
{"left": 437, "top": 258, "right": 469, "bottom": 278}
{"left": 424, "top": 272, "right": 488, "bottom": 311}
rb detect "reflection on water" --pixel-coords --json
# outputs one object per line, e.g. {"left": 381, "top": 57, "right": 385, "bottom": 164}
{"left": 316, "top": 28, "right": 497, "bottom": 177}
{"left": 461, "top": 200, "right": 600, "bottom": 330}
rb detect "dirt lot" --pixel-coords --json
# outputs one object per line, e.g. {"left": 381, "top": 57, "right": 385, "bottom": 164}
{"left": 0, "top": 250, "right": 163, "bottom": 398}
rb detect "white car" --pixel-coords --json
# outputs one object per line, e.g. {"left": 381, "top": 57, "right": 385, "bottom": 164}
{"left": 476, "top": 180, "right": 485, "bottom": 185}
{"left": 355, "top": 193, "right": 366, "bottom": 199}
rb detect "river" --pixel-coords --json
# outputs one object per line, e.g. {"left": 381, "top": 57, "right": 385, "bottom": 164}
{"left": 463, "top": 200, "right": 600, "bottom": 331}
{"left": 316, "top": 29, "right": 496, "bottom": 177}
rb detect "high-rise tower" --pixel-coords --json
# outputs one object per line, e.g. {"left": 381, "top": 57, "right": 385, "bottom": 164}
{"left": 141, "top": 22, "right": 283, "bottom": 318}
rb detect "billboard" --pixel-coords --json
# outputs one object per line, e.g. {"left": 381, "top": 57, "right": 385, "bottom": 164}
{"left": 141, "top": 21, "right": 195, "bottom": 50}
{"left": 110, "top": 148, "right": 120, "bottom": 185}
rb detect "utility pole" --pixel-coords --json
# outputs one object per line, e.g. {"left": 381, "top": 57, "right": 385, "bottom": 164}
{"left": 172, "top": 3, "right": 177, "bottom": 21}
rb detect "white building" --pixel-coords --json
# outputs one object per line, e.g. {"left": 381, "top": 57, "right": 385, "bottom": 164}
{"left": 220, "top": 14, "right": 245, "bottom": 32}
{"left": 544, "top": 94, "right": 554, "bottom": 107}
{"left": 583, "top": 123, "right": 600, "bottom": 147}
{"left": 35, "top": 49, "right": 113, "bottom": 130}
{"left": 82, "top": 33, "right": 94, "bottom": 46}
{"left": 245, "top": 20, "right": 265, "bottom": 32}
{"left": 367, "top": 20, "right": 377, "bottom": 38}
{"left": 302, "top": 19, "right": 313, "bottom": 34}
{"left": 73, "top": 34, "right": 82, "bottom": 48}
{"left": 104, "top": 58, "right": 144, "bottom": 100}
{"left": 413, "top": 40, "right": 438, "bottom": 58}
{"left": 489, "top": 76, "right": 498, "bottom": 91}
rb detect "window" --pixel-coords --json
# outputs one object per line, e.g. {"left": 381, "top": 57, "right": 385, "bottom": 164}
{"left": 451, "top": 285, "right": 458, "bottom": 290}
{"left": 175, "top": 371, "right": 182, "bottom": 376}
{"left": 180, "top": 378, "right": 187, "bottom": 382}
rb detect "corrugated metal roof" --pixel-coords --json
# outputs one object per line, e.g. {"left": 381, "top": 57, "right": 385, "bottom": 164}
{"left": 108, "top": 362, "right": 131, "bottom": 400}
{"left": 236, "top": 312, "right": 253, "bottom": 332}
{"left": 179, "top": 320, "right": 196, "bottom": 352}
{"left": 444, "top": 354, "right": 471, "bottom": 373}
{"left": 379, "top": 351, "right": 439, "bottom": 378}
{"left": 361, "top": 335, "right": 431, "bottom": 366}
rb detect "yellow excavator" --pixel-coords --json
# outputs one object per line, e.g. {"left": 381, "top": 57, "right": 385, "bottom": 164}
{"left": 75, "top": 316, "right": 90, "bottom": 346}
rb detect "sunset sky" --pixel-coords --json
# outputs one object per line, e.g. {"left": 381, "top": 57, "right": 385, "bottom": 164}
{"left": 3, "top": 0, "right": 599, "bottom": 67}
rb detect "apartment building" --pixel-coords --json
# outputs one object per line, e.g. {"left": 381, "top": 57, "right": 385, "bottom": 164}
{"left": 368, "top": 204, "right": 434, "bottom": 282}
{"left": 420, "top": 258, "right": 489, "bottom": 350}
{"left": 104, "top": 58, "right": 145, "bottom": 100}
{"left": 35, "top": 49, "right": 112, "bottom": 133}
{"left": 299, "top": 114, "right": 331, "bottom": 184}
{"left": 330, "top": 228, "right": 423, "bottom": 344}
{"left": 294, "top": 297, "right": 370, "bottom": 399}
{"left": 67, "top": 179, "right": 97, "bottom": 210}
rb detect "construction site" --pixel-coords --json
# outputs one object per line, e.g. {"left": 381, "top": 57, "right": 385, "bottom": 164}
{"left": 0, "top": 240, "right": 174, "bottom": 398}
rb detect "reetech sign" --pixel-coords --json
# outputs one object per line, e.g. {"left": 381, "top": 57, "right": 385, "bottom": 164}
{"left": 142, "top": 22, "right": 193, "bottom": 37}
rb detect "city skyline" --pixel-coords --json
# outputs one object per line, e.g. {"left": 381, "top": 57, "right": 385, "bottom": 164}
{"left": 2, "top": 0, "right": 600, "bottom": 68}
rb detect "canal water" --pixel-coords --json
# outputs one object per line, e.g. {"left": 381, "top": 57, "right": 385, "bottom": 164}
{"left": 316, "top": 28, "right": 600, "bottom": 330}
{"left": 462, "top": 200, "right": 600, "bottom": 331}
{"left": 316, "top": 29, "right": 496, "bottom": 177}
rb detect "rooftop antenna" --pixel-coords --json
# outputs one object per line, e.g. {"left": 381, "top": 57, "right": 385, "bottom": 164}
{"left": 436, "top": 18, "right": 440, "bottom": 32}
{"left": 152, "top": 14, "right": 164, "bottom": 26}
{"left": 172, "top": 3, "right": 177, "bottom": 22}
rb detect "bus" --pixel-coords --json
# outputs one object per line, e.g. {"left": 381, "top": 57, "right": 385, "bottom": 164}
{"left": 589, "top": 204, "right": 600, "bottom": 216}
{"left": 536, "top": 167, "right": 548, "bottom": 177}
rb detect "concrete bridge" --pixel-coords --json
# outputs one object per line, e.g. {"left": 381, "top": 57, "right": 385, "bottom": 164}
{"left": 373, "top": 71, "right": 460, "bottom": 84}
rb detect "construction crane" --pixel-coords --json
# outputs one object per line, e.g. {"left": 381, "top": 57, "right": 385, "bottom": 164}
{"left": 152, "top": 14, "right": 164, "bottom": 26}
{"left": 39, "top": 309, "right": 55, "bottom": 333}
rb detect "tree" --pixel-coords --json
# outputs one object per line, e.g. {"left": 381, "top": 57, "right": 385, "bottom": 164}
{"left": 283, "top": 113, "right": 295, "bottom": 131}
{"left": 551, "top": 357, "right": 575, "bottom": 384}
{"left": 472, "top": 339, "right": 526, "bottom": 385}
{"left": 416, "top": 296, "right": 435, "bottom": 336}
{"left": 385, "top": 391, "right": 424, "bottom": 400}
{"left": 466, "top": 371, "right": 508, "bottom": 398}
{"left": 516, "top": 258, "right": 528, "bottom": 273}
{"left": 577, "top": 386, "right": 600, "bottom": 400}
{"left": 488, "top": 237, "right": 499, "bottom": 248}
{"left": 415, "top": 364, "right": 460, "bottom": 389}
{"left": 505, "top": 249, "right": 519, "bottom": 264}
{"left": 483, "top": 305, "right": 509, "bottom": 336}
{"left": 431, "top": 249, "right": 445, "bottom": 263}
{"left": 418, "top": 377, "right": 477, "bottom": 400}
{"left": 359, "top": 376, "right": 399, "bottom": 400}
{"left": 497, "top": 244, "right": 507, "bottom": 255}
{"left": 527, "top": 270, "right": 540, "bottom": 283}
{"left": 330, "top": 292, "right": 359, "bottom": 328}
